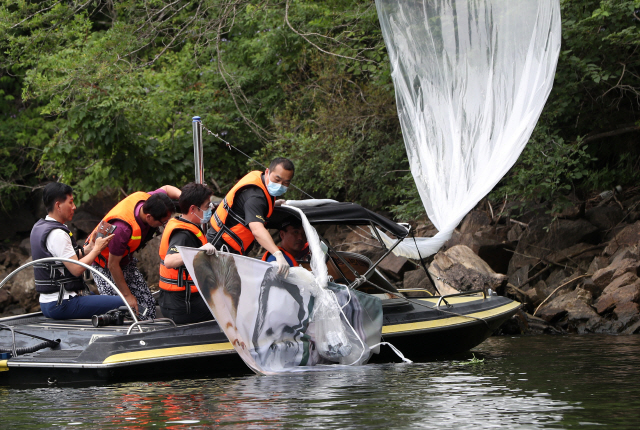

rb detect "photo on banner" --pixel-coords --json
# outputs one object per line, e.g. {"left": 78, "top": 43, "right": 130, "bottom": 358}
{"left": 178, "top": 246, "right": 383, "bottom": 375}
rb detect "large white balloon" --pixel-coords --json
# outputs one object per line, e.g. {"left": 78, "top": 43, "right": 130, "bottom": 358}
{"left": 375, "top": 0, "right": 561, "bottom": 258}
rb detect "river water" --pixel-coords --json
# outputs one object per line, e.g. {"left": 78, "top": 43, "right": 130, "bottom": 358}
{"left": 1, "top": 334, "right": 639, "bottom": 429}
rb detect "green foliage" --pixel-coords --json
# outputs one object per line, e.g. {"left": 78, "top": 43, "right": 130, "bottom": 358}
{"left": 0, "top": 0, "right": 638, "bottom": 222}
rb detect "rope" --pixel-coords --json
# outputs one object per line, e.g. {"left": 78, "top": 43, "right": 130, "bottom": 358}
{"left": 199, "top": 121, "right": 315, "bottom": 199}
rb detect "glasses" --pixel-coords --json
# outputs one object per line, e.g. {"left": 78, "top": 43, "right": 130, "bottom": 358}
{"left": 197, "top": 202, "right": 214, "bottom": 211}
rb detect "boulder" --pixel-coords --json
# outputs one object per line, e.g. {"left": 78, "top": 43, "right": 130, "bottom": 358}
{"left": 0, "top": 207, "right": 36, "bottom": 240}
{"left": 507, "top": 223, "right": 524, "bottom": 243}
{"left": 609, "top": 246, "right": 639, "bottom": 265}
{"left": 587, "top": 256, "right": 609, "bottom": 275}
{"left": 604, "top": 221, "right": 640, "bottom": 256}
{"left": 508, "top": 217, "right": 599, "bottom": 275}
{"left": 136, "top": 236, "right": 161, "bottom": 289}
{"left": 535, "top": 288, "right": 603, "bottom": 333}
{"left": 429, "top": 245, "right": 507, "bottom": 294}
{"left": 594, "top": 277, "right": 640, "bottom": 315}
{"left": 19, "top": 237, "right": 32, "bottom": 255}
{"left": 378, "top": 253, "right": 412, "bottom": 279}
{"left": 6, "top": 257, "right": 38, "bottom": 310}
{"left": 459, "top": 211, "right": 492, "bottom": 234}
{"left": 68, "top": 210, "right": 102, "bottom": 236}
{"left": 585, "top": 206, "right": 623, "bottom": 231}
{"left": 508, "top": 265, "right": 530, "bottom": 288}
{"left": 0, "top": 288, "right": 12, "bottom": 309}
{"left": 402, "top": 268, "right": 437, "bottom": 295}
{"left": 591, "top": 258, "right": 640, "bottom": 290}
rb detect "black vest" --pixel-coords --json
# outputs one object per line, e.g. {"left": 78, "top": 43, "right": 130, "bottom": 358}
{"left": 30, "top": 219, "right": 86, "bottom": 294}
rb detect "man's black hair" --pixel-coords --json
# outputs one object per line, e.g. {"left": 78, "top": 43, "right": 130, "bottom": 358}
{"left": 269, "top": 157, "right": 295, "bottom": 173}
{"left": 179, "top": 182, "right": 213, "bottom": 214}
{"left": 142, "top": 192, "right": 175, "bottom": 220}
{"left": 43, "top": 182, "right": 74, "bottom": 213}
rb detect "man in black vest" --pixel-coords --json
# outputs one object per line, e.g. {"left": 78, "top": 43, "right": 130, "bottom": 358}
{"left": 31, "top": 182, "right": 124, "bottom": 319}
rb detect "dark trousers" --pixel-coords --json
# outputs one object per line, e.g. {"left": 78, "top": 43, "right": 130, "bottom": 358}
{"left": 158, "top": 290, "right": 214, "bottom": 324}
{"left": 40, "top": 294, "right": 124, "bottom": 319}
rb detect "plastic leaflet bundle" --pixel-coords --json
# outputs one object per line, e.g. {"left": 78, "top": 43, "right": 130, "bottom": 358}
{"left": 178, "top": 207, "right": 384, "bottom": 374}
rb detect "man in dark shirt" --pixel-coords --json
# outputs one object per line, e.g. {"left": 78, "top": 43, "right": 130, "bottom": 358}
{"left": 158, "top": 183, "right": 217, "bottom": 323}
{"left": 207, "top": 158, "right": 295, "bottom": 277}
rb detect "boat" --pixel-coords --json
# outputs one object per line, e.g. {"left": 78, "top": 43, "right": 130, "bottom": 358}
{"left": 0, "top": 200, "right": 520, "bottom": 386}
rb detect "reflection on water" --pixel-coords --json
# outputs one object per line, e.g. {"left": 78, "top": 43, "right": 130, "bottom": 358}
{"left": 1, "top": 335, "right": 639, "bottom": 429}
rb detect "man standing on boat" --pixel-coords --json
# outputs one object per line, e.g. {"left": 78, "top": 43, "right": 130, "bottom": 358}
{"left": 158, "top": 182, "right": 218, "bottom": 324}
{"left": 90, "top": 185, "right": 181, "bottom": 320}
{"left": 31, "top": 182, "right": 124, "bottom": 319}
{"left": 207, "top": 157, "right": 294, "bottom": 277}
{"left": 261, "top": 219, "right": 309, "bottom": 267}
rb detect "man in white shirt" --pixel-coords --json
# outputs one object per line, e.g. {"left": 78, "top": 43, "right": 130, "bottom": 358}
{"left": 30, "top": 182, "right": 124, "bottom": 319}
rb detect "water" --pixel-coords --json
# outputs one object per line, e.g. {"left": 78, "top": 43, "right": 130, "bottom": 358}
{"left": 1, "top": 335, "right": 639, "bottom": 429}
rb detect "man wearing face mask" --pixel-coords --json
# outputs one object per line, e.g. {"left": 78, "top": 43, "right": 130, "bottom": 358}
{"left": 158, "top": 182, "right": 218, "bottom": 323}
{"left": 207, "top": 157, "right": 294, "bottom": 277}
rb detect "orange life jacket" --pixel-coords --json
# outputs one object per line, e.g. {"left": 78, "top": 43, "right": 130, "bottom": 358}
{"left": 91, "top": 192, "right": 151, "bottom": 268}
{"left": 158, "top": 218, "right": 207, "bottom": 293}
{"left": 210, "top": 171, "right": 274, "bottom": 254}
{"left": 261, "top": 247, "right": 300, "bottom": 267}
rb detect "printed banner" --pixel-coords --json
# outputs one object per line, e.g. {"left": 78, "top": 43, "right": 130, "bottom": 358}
{"left": 178, "top": 247, "right": 383, "bottom": 375}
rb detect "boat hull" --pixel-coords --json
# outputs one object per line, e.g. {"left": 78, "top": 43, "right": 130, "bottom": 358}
{"left": 0, "top": 293, "right": 519, "bottom": 386}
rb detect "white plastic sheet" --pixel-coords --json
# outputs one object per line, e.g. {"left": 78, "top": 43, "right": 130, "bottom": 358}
{"left": 375, "top": 0, "right": 561, "bottom": 258}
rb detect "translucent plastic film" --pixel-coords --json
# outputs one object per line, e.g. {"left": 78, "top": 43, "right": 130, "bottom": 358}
{"left": 375, "top": 0, "right": 561, "bottom": 258}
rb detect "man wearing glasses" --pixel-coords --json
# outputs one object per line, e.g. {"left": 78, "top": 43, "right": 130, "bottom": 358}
{"left": 158, "top": 183, "right": 218, "bottom": 324}
{"left": 91, "top": 185, "right": 180, "bottom": 320}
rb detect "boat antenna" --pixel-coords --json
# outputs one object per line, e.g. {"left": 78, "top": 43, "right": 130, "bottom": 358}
{"left": 196, "top": 118, "right": 315, "bottom": 199}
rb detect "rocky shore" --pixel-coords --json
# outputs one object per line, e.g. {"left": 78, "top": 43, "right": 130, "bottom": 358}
{"left": 2, "top": 188, "right": 640, "bottom": 336}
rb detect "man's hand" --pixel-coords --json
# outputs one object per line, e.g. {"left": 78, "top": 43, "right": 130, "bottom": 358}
{"left": 273, "top": 251, "right": 290, "bottom": 278}
{"left": 200, "top": 243, "right": 218, "bottom": 256}
{"left": 94, "top": 234, "right": 114, "bottom": 253}
{"left": 124, "top": 294, "right": 139, "bottom": 316}
{"left": 275, "top": 199, "right": 286, "bottom": 207}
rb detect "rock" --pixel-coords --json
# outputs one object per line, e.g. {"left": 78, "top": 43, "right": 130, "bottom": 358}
{"left": 604, "top": 221, "right": 640, "bottom": 256}
{"left": 6, "top": 257, "right": 37, "bottom": 310}
{"left": 69, "top": 210, "right": 102, "bottom": 236}
{"left": 545, "top": 268, "right": 574, "bottom": 290}
{"left": 459, "top": 211, "right": 492, "bottom": 234}
{"left": 0, "top": 288, "right": 12, "bottom": 309}
{"left": 588, "top": 256, "right": 609, "bottom": 275}
{"left": 402, "top": 268, "right": 437, "bottom": 295}
{"left": 594, "top": 277, "right": 640, "bottom": 315}
{"left": 507, "top": 223, "right": 524, "bottom": 242}
{"left": 508, "top": 265, "right": 530, "bottom": 288}
{"left": 19, "top": 238, "right": 32, "bottom": 255}
{"left": 0, "top": 207, "right": 36, "bottom": 240}
{"left": 609, "top": 246, "right": 639, "bottom": 265}
{"left": 591, "top": 258, "right": 640, "bottom": 290}
{"left": 535, "top": 288, "right": 604, "bottom": 333}
{"left": 78, "top": 189, "right": 120, "bottom": 217}
{"left": 547, "top": 243, "right": 602, "bottom": 270}
{"left": 0, "top": 304, "right": 26, "bottom": 318}
{"left": 429, "top": 245, "right": 507, "bottom": 294}
{"left": 623, "top": 319, "right": 640, "bottom": 334}
{"left": 585, "top": 206, "right": 623, "bottom": 231}
{"left": 378, "top": 253, "right": 412, "bottom": 279}
{"left": 508, "top": 217, "right": 599, "bottom": 275}
{"left": 135, "top": 236, "right": 161, "bottom": 289}
{"left": 613, "top": 301, "right": 640, "bottom": 330}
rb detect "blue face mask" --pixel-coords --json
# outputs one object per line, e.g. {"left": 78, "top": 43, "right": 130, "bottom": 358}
{"left": 267, "top": 181, "right": 288, "bottom": 197}
{"left": 195, "top": 207, "right": 212, "bottom": 224}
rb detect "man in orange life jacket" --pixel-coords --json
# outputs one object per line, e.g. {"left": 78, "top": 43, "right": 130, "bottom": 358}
{"left": 91, "top": 186, "right": 181, "bottom": 319}
{"left": 207, "top": 157, "right": 294, "bottom": 277}
{"left": 158, "top": 182, "right": 218, "bottom": 324}
{"left": 261, "top": 219, "right": 310, "bottom": 267}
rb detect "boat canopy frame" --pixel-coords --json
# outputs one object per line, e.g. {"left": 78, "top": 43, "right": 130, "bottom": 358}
{"left": 265, "top": 202, "right": 411, "bottom": 290}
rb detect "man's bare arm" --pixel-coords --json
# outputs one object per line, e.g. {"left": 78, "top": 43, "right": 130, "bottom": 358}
{"left": 249, "top": 222, "right": 280, "bottom": 255}
{"left": 107, "top": 253, "right": 138, "bottom": 314}
{"left": 160, "top": 185, "right": 181, "bottom": 199}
